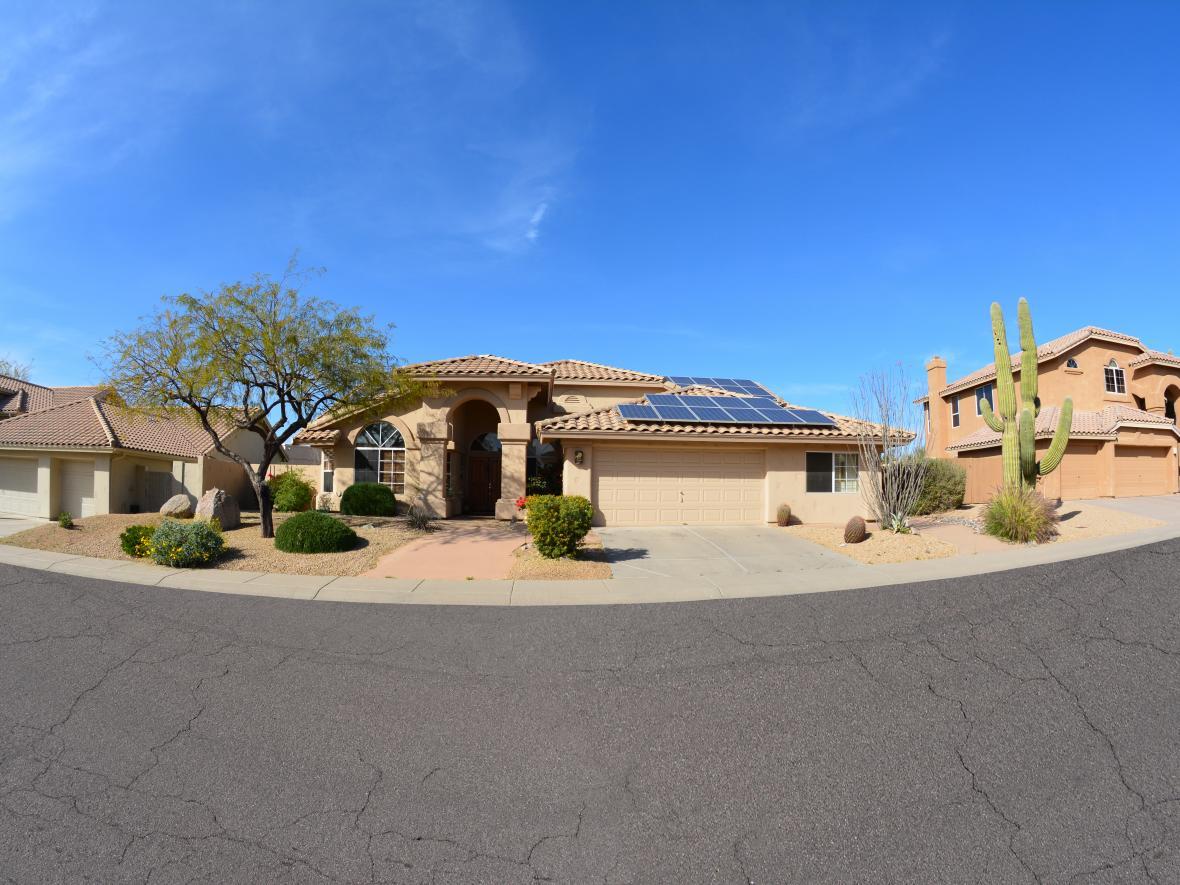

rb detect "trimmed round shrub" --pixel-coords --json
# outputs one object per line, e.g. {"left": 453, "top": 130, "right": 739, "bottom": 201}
{"left": 340, "top": 482, "right": 396, "bottom": 517}
{"left": 843, "top": 515, "right": 867, "bottom": 544}
{"left": 268, "top": 470, "right": 315, "bottom": 512}
{"left": 913, "top": 458, "right": 967, "bottom": 516}
{"left": 275, "top": 510, "right": 358, "bottom": 553}
{"left": 983, "top": 486, "right": 1059, "bottom": 544}
{"left": 776, "top": 504, "right": 792, "bottom": 527}
{"left": 119, "top": 524, "right": 155, "bottom": 557}
{"left": 525, "top": 494, "right": 594, "bottom": 559}
{"left": 149, "top": 519, "right": 225, "bottom": 568}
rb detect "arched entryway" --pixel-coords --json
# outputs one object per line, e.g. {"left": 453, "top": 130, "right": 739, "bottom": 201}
{"left": 1166, "top": 385, "right": 1180, "bottom": 422}
{"left": 450, "top": 399, "right": 502, "bottom": 515}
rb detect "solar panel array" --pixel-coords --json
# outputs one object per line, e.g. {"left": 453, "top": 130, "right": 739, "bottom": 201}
{"left": 665, "top": 376, "right": 774, "bottom": 397}
{"left": 618, "top": 393, "right": 837, "bottom": 427}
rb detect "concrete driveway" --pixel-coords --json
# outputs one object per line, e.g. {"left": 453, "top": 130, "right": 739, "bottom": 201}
{"left": 596, "top": 524, "right": 857, "bottom": 579}
{"left": 0, "top": 514, "right": 43, "bottom": 537}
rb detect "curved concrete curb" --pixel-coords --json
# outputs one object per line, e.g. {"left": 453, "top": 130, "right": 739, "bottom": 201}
{"left": 3, "top": 520, "right": 1180, "bottom": 606}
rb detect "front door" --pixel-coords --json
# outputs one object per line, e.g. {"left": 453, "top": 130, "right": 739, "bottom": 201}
{"left": 466, "top": 453, "right": 501, "bottom": 514}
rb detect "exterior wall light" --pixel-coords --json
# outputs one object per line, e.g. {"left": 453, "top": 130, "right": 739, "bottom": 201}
{"left": 574, "top": 449, "right": 584, "bottom": 465}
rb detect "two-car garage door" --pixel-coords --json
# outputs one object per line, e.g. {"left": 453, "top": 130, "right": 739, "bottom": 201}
{"left": 0, "top": 457, "right": 40, "bottom": 516}
{"left": 593, "top": 447, "right": 765, "bottom": 525}
{"left": 1114, "top": 446, "right": 1172, "bottom": 497}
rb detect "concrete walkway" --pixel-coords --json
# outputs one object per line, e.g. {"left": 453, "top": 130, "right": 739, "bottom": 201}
{"left": 361, "top": 518, "right": 528, "bottom": 580}
{"left": 3, "top": 495, "right": 1180, "bottom": 604}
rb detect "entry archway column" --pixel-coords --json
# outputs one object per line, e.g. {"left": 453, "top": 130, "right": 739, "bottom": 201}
{"left": 416, "top": 420, "right": 450, "bottom": 518}
{"left": 495, "top": 423, "right": 531, "bottom": 520}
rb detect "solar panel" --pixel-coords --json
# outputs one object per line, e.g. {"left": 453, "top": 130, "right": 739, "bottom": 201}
{"left": 676, "top": 395, "right": 719, "bottom": 407}
{"left": 667, "top": 376, "right": 695, "bottom": 386}
{"left": 755, "top": 407, "right": 799, "bottom": 423}
{"left": 618, "top": 404, "right": 659, "bottom": 421}
{"left": 788, "top": 408, "right": 837, "bottom": 426}
{"left": 647, "top": 394, "right": 684, "bottom": 406}
{"left": 693, "top": 406, "right": 737, "bottom": 422}
{"left": 723, "top": 407, "right": 764, "bottom": 423}
{"left": 653, "top": 405, "right": 696, "bottom": 422}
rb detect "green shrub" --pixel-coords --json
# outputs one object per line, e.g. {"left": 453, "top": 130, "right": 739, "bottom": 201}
{"left": 913, "top": 458, "right": 967, "bottom": 515}
{"left": 149, "top": 519, "right": 226, "bottom": 568}
{"left": 57, "top": 511, "right": 74, "bottom": 529}
{"left": 983, "top": 486, "right": 1059, "bottom": 544}
{"left": 525, "top": 495, "right": 594, "bottom": 559}
{"left": 119, "top": 524, "right": 155, "bottom": 557}
{"left": 274, "top": 510, "right": 358, "bottom": 553}
{"left": 340, "top": 482, "right": 396, "bottom": 517}
{"left": 268, "top": 470, "right": 315, "bottom": 512}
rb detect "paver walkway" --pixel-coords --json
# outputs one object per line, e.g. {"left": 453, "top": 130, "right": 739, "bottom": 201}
{"left": 361, "top": 518, "right": 529, "bottom": 580}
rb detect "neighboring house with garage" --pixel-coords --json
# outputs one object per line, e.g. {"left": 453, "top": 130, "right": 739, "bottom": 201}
{"left": 295, "top": 355, "right": 880, "bottom": 526}
{"left": 0, "top": 375, "right": 104, "bottom": 420}
{"left": 0, "top": 386, "right": 264, "bottom": 519}
{"left": 923, "top": 326, "right": 1180, "bottom": 502}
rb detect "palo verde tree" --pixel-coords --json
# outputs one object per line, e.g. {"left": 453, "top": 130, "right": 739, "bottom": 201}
{"left": 103, "top": 261, "right": 423, "bottom": 538}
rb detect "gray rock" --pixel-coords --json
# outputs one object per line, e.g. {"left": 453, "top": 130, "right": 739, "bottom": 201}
{"left": 194, "top": 488, "right": 241, "bottom": 530}
{"left": 159, "top": 494, "right": 194, "bottom": 518}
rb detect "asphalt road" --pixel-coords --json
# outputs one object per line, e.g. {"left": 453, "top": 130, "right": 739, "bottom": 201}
{"left": 1, "top": 541, "right": 1179, "bottom": 884}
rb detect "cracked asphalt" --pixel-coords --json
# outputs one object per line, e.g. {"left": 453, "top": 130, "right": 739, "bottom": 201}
{"left": 1, "top": 539, "right": 1179, "bottom": 885}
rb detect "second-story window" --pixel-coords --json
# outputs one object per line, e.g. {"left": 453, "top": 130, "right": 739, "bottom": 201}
{"left": 975, "top": 384, "right": 994, "bottom": 416}
{"left": 1066, "top": 358, "right": 1079, "bottom": 369}
{"left": 1104, "top": 359, "right": 1126, "bottom": 394}
{"left": 951, "top": 396, "right": 960, "bottom": 428}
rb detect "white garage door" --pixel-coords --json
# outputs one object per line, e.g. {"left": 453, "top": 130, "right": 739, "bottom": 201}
{"left": 593, "top": 447, "right": 765, "bottom": 525}
{"left": 59, "top": 459, "right": 96, "bottom": 518}
{"left": 0, "top": 457, "right": 40, "bottom": 517}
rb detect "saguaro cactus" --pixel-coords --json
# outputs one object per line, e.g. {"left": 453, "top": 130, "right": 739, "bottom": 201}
{"left": 980, "top": 298, "right": 1073, "bottom": 490}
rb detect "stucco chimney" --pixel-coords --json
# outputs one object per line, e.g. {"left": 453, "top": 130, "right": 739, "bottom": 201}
{"left": 925, "top": 356, "right": 948, "bottom": 456}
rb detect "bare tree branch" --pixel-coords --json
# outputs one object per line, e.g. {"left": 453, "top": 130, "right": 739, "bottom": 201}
{"left": 852, "top": 364, "right": 928, "bottom": 532}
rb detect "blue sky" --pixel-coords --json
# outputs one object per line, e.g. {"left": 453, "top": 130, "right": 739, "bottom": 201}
{"left": 1, "top": 1, "right": 1178, "bottom": 414}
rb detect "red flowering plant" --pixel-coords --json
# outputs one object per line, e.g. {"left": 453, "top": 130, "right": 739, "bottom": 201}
{"left": 515, "top": 496, "right": 528, "bottom": 510}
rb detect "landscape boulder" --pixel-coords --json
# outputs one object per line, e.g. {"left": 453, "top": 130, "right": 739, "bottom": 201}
{"left": 194, "top": 488, "right": 241, "bottom": 530}
{"left": 159, "top": 494, "right": 194, "bottom": 519}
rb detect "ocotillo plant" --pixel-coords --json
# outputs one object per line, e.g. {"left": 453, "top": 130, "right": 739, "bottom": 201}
{"left": 980, "top": 298, "right": 1073, "bottom": 490}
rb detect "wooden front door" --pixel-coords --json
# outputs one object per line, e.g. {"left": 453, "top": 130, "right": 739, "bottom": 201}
{"left": 466, "top": 453, "right": 501, "bottom": 514}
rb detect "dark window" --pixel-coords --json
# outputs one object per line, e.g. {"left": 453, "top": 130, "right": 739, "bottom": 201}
{"left": 322, "top": 471, "right": 334, "bottom": 493}
{"left": 806, "top": 452, "right": 833, "bottom": 493}
{"left": 951, "top": 396, "right": 960, "bottom": 428}
{"left": 354, "top": 447, "right": 379, "bottom": 483}
{"left": 1066, "top": 358, "right": 1079, "bottom": 369}
{"left": 975, "top": 385, "right": 993, "bottom": 416}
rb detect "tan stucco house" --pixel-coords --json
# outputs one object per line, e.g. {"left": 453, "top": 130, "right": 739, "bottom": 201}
{"left": 0, "top": 379, "right": 264, "bottom": 519}
{"left": 294, "top": 356, "right": 879, "bottom": 526}
{"left": 923, "top": 327, "right": 1180, "bottom": 502}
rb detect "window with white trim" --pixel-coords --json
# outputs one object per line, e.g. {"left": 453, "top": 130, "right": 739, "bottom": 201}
{"left": 951, "top": 396, "right": 960, "bottom": 428}
{"left": 321, "top": 451, "right": 334, "bottom": 494}
{"left": 975, "top": 384, "right": 994, "bottom": 416}
{"left": 1104, "top": 359, "right": 1126, "bottom": 394}
{"left": 805, "top": 452, "right": 859, "bottom": 493}
{"left": 354, "top": 422, "right": 406, "bottom": 494}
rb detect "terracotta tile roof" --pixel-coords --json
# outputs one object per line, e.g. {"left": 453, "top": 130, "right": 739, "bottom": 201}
{"left": 0, "top": 394, "right": 235, "bottom": 459}
{"left": 292, "top": 428, "right": 341, "bottom": 445}
{"left": 1128, "top": 349, "right": 1180, "bottom": 369}
{"left": 405, "top": 354, "right": 552, "bottom": 377}
{"left": 0, "top": 375, "right": 105, "bottom": 417}
{"left": 543, "top": 359, "right": 665, "bottom": 384}
{"left": 946, "top": 404, "right": 1178, "bottom": 451}
{"left": 941, "top": 327, "right": 1145, "bottom": 396}
{"left": 537, "top": 387, "right": 882, "bottom": 441}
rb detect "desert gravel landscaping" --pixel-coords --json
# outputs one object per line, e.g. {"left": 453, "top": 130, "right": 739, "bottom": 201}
{"left": 0, "top": 512, "right": 423, "bottom": 576}
{"left": 506, "top": 532, "right": 613, "bottom": 580}
{"left": 784, "top": 522, "right": 958, "bottom": 565}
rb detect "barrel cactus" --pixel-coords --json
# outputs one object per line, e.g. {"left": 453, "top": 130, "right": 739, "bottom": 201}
{"left": 776, "top": 504, "right": 792, "bottom": 527}
{"left": 843, "top": 515, "right": 866, "bottom": 544}
{"left": 981, "top": 299, "right": 1072, "bottom": 491}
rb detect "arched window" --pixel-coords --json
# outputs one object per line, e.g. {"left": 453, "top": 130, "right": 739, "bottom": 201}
{"left": 1066, "top": 358, "right": 1079, "bottom": 369}
{"left": 470, "top": 432, "right": 501, "bottom": 452}
{"left": 354, "top": 422, "right": 405, "bottom": 494}
{"left": 1104, "top": 359, "right": 1126, "bottom": 395}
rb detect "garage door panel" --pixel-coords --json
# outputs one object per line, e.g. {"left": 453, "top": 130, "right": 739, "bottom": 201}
{"left": 594, "top": 446, "right": 766, "bottom": 525}
{"left": 59, "top": 460, "right": 96, "bottom": 518}
{"left": 1060, "top": 442, "right": 1101, "bottom": 499}
{"left": 1114, "top": 446, "right": 1171, "bottom": 497}
{"left": 0, "top": 457, "right": 40, "bottom": 516}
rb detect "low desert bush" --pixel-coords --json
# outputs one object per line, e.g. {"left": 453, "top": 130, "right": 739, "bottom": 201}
{"left": 57, "top": 511, "right": 74, "bottom": 528}
{"left": 913, "top": 458, "right": 967, "bottom": 515}
{"left": 340, "top": 482, "right": 397, "bottom": 517}
{"left": 274, "top": 510, "right": 358, "bottom": 553}
{"left": 983, "top": 486, "right": 1059, "bottom": 544}
{"left": 525, "top": 494, "right": 594, "bottom": 559}
{"left": 405, "top": 505, "right": 433, "bottom": 532}
{"left": 119, "top": 524, "right": 155, "bottom": 557}
{"left": 148, "top": 519, "right": 226, "bottom": 568}
{"left": 268, "top": 470, "right": 315, "bottom": 513}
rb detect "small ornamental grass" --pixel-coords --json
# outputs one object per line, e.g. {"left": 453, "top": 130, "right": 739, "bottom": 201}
{"left": 524, "top": 494, "right": 594, "bottom": 559}
{"left": 983, "top": 486, "right": 1059, "bottom": 544}
{"left": 119, "top": 524, "right": 155, "bottom": 558}
{"left": 268, "top": 470, "right": 315, "bottom": 512}
{"left": 57, "top": 511, "right": 74, "bottom": 528}
{"left": 148, "top": 519, "right": 226, "bottom": 568}
{"left": 274, "top": 510, "right": 358, "bottom": 554}
{"left": 340, "top": 482, "right": 397, "bottom": 517}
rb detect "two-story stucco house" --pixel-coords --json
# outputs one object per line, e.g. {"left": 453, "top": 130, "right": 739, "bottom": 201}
{"left": 294, "top": 356, "right": 881, "bottom": 526}
{"left": 923, "top": 327, "right": 1180, "bottom": 502}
